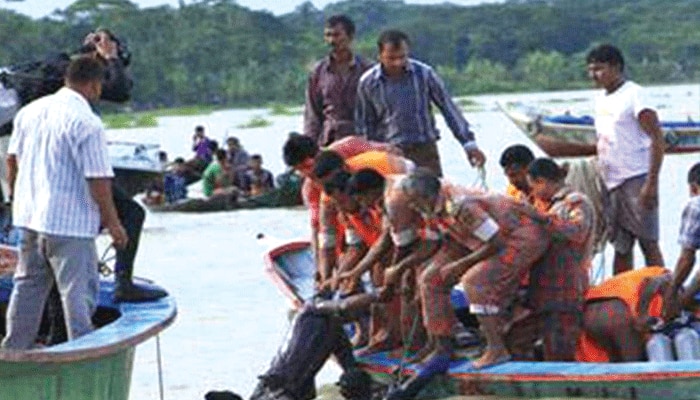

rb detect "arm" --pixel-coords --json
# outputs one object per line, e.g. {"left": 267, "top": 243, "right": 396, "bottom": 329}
{"left": 303, "top": 70, "right": 323, "bottom": 143}
{"left": 5, "top": 154, "right": 17, "bottom": 201}
{"left": 547, "top": 195, "right": 595, "bottom": 246}
{"left": 664, "top": 199, "right": 700, "bottom": 315}
{"left": 87, "top": 178, "right": 127, "bottom": 249}
{"left": 383, "top": 238, "right": 441, "bottom": 287}
{"left": 638, "top": 109, "right": 664, "bottom": 209}
{"left": 338, "top": 228, "right": 392, "bottom": 281}
{"left": 426, "top": 67, "right": 484, "bottom": 166}
{"left": 317, "top": 197, "right": 340, "bottom": 287}
{"left": 674, "top": 249, "right": 698, "bottom": 308}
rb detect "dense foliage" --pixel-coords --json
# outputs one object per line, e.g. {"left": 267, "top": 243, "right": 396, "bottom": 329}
{"left": 2, "top": 0, "right": 698, "bottom": 109}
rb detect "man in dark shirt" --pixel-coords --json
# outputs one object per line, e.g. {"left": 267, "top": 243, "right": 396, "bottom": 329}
{"left": 303, "top": 15, "right": 373, "bottom": 146}
{"left": 355, "top": 30, "right": 486, "bottom": 176}
{"left": 242, "top": 154, "right": 274, "bottom": 196}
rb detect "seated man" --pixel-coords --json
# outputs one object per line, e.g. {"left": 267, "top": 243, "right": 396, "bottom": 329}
{"left": 400, "top": 168, "right": 550, "bottom": 369}
{"left": 202, "top": 149, "right": 234, "bottom": 198}
{"left": 225, "top": 136, "right": 250, "bottom": 189}
{"left": 163, "top": 157, "right": 189, "bottom": 203}
{"left": 242, "top": 154, "right": 274, "bottom": 196}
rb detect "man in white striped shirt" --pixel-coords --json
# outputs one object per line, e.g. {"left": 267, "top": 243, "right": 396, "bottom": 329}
{"left": 2, "top": 57, "right": 127, "bottom": 349}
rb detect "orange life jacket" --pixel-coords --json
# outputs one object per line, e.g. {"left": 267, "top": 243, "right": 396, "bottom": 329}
{"left": 576, "top": 266, "right": 669, "bottom": 362}
{"left": 345, "top": 207, "right": 383, "bottom": 246}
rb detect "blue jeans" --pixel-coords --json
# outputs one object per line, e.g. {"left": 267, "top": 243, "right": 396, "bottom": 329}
{"left": 2, "top": 228, "right": 98, "bottom": 349}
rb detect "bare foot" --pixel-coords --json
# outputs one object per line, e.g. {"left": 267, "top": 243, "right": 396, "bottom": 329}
{"left": 472, "top": 348, "right": 511, "bottom": 369}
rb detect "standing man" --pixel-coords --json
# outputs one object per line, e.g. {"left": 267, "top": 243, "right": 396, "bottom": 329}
{"left": 304, "top": 15, "right": 373, "bottom": 146}
{"left": 355, "top": 29, "right": 486, "bottom": 176}
{"left": 2, "top": 57, "right": 128, "bottom": 349}
{"left": 587, "top": 44, "right": 665, "bottom": 274}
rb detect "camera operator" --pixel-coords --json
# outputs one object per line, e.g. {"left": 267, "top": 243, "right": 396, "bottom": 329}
{"left": 1, "top": 28, "right": 166, "bottom": 344}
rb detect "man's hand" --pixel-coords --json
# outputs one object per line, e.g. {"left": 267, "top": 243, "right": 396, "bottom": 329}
{"left": 639, "top": 178, "right": 658, "bottom": 209}
{"left": 383, "top": 265, "right": 403, "bottom": 287}
{"left": 465, "top": 147, "right": 486, "bottom": 168}
{"left": 85, "top": 31, "right": 118, "bottom": 60}
{"left": 107, "top": 222, "right": 128, "bottom": 250}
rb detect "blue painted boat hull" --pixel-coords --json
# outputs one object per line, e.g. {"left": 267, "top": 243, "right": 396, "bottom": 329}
{"left": 264, "top": 240, "right": 700, "bottom": 399}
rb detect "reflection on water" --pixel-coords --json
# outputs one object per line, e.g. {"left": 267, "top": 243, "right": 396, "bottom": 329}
{"left": 120, "top": 84, "right": 699, "bottom": 399}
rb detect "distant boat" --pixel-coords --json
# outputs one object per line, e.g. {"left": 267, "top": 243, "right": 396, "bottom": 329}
{"left": 264, "top": 239, "right": 700, "bottom": 400}
{"left": 0, "top": 245, "right": 176, "bottom": 400}
{"left": 147, "top": 172, "right": 303, "bottom": 213}
{"left": 498, "top": 101, "right": 700, "bottom": 158}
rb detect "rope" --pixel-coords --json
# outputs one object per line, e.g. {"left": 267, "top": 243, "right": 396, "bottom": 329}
{"left": 156, "top": 334, "right": 166, "bottom": 400}
{"left": 98, "top": 243, "right": 116, "bottom": 277}
{"left": 590, "top": 250, "right": 606, "bottom": 286}
{"left": 394, "top": 307, "right": 421, "bottom": 382}
{"left": 471, "top": 165, "right": 489, "bottom": 191}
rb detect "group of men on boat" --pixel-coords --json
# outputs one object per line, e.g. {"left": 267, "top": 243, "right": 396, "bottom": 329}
{"left": 221, "top": 14, "right": 700, "bottom": 400}
{"left": 144, "top": 126, "right": 278, "bottom": 206}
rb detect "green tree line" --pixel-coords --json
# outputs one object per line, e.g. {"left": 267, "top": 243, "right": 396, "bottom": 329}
{"left": 1, "top": 0, "right": 699, "bottom": 109}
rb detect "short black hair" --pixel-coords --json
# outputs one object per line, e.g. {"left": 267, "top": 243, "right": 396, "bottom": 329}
{"left": 214, "top": 148, "right": 227, "bottom": 162}
{"left": 586, "top": 44, "right": 625, "bottom": 72}
{"left": 65, "top": 56, "right": 104, "bottom": 85}
{"left": 283, "top": 132, "right": 318, "bottom": 167}
{"left": 251, "top": 154, "right": 262, "bottom": 161}
{"left": 499, "top": 144, "right": 535, "bottom": 169}
{"left": 313, "top": 150, "right": 345, "bottom": 179}
{"left": 402, "top": 167, "right": 441, "bottom": 199}
{"left": 377, "top": 29, "right": 410, "bottom": 52}
{"left": 323, "top": 170, "right": 351, "bottom": 195}
{"left": 347, "top": 168, "right": 385, "bottom": 196}
{"left": 527, "top": 158, "right": 565, "bottom": 182}
{"left": 195, "top": 125, "right": 205, "bottom": 132}
{"left": 688, "top": 162, "right": 700, "bottom": 186}
{"left": 326, "top": 14, "right": 355, "bottom": 38}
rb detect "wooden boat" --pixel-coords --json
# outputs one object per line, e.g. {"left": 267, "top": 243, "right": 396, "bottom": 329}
{"left": 148, "top": 174, "right": 303, "bottom": 213}
{"left": 264, "top": 240, "right": 700, "bottom": 400}
{"left": 498, "top": 101, "right": 700, "bottom": 158}
{"left": 0, "top": 245, "right": 177, "bottom": 400}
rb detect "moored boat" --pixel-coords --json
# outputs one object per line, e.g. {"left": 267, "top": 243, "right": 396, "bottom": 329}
{"left": 264, "top": 239, "right": 700, "bottom": 400}
{"left": 0, "top": 245, "right": 176, "bottom": 400}
{"left": 108, "top": 140, "right": 164, "bottom": 198}
{"left": 498, "top": 101, "right": 700, "bottom": 158}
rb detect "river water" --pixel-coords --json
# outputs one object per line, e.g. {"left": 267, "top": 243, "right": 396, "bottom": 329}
{"left": 110, "top": 84, "right": 700, "bottom": 400}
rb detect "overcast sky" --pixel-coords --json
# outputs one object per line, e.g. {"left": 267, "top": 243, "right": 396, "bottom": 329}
{"left": 1, "top": 0, "right": 500, "bottom": 19}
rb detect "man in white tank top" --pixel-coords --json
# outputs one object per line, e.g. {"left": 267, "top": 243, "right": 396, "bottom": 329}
{"left": 586, "top": 44, "right": 665, "bottom": 275}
